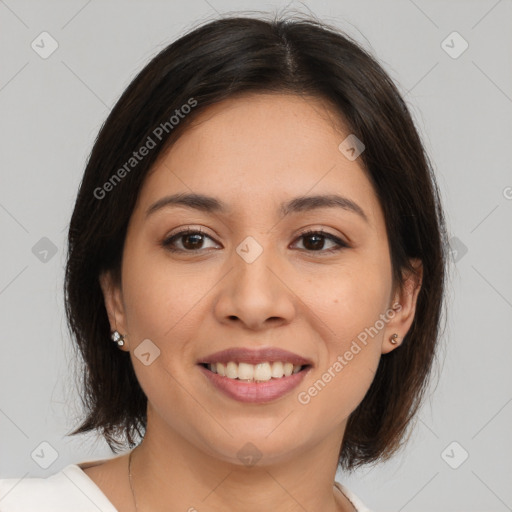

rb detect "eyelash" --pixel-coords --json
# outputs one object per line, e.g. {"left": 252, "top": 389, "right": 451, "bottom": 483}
{"left": 161, "top": 227, "right": 349, "bottom": 255}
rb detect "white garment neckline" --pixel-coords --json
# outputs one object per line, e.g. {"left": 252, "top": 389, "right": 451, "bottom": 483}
{"left": 62, "top": 463, "right": 118, "bottom": 511}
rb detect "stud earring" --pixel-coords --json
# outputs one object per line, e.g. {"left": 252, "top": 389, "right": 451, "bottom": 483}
{"left": 390, "top": 333, "right": 399, "bottom": 345}
{"left": 111, "top": 330, "right": 125, "bottom": 347}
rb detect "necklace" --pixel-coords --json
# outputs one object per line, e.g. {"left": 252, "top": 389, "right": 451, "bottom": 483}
{"left": 128, "top": 448, "right": 140, "bottom": 511}
{"left": 128, "top": 448, "right": 352, "bottom": 512}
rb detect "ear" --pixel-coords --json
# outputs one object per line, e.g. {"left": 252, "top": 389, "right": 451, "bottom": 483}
{"left": 99, "top": 270, "right": 129, "bottom": 350}
{"left": 381, "top": 258, "right": 423, "bottom": 354}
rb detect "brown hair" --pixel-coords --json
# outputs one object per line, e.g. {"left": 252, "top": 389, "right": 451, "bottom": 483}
{"left": 65, "top": 13, "right": 448, "bottom": 471}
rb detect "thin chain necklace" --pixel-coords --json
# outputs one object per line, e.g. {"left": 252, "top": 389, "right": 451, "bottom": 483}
{"left": 128, "top": 448, "right": 140, "bottom": 511}
{"left": 128, "top": 447, "right": 352, "bottom": 512}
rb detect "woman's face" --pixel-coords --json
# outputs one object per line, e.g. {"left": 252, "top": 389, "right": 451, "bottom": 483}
{"left": 102, "top": 93, "right": 421, "bottom": 465}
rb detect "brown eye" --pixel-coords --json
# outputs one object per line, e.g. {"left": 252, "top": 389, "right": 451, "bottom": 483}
{"left": 292, "top": 229, "right": 348, "bottom": 253}
{"left": 162, "top": 229, "right": 219, "bottom": 252}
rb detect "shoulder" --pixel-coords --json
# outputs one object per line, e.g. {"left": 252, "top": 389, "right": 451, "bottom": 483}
{"left": 0, "top": 463, "right": 118, "bottom": 512}
{"left": 335, "top": 481, "right": 373, "bottom": 512}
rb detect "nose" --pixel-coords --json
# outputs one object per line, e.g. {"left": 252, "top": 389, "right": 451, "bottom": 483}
{"left": 213, "top": 242, "right": 296, "bottom": 331}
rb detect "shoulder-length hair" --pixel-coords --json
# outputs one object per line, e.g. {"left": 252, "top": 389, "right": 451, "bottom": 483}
{"left": 65, "top": 13, "right": 448, "bottom": 471}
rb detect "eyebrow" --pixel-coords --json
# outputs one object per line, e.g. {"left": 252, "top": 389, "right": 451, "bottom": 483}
{"left": 145, "top": 192, "right": 369, "bottom": 223}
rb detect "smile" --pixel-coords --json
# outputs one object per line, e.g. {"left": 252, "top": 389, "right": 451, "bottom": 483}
{"left": 203, "top": 361, "right": 305, "bottom": 382}
{"left": 197, "top": 347, "right": 313, "bottom": 403}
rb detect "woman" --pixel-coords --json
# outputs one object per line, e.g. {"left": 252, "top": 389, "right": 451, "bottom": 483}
{"left": 0, "top": 13, "right": 447, "bottom": 512}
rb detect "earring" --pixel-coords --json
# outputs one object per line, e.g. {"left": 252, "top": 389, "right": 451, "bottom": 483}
{"left": 390, "top": 333, "right": 399, "bottom": 345}
{"left": 111, "top": 330, "right": 125, "bottom": 347}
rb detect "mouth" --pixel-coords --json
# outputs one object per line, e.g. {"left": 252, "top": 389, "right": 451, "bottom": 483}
{"left": 197, "top": 347, "right": 313, "bottom": 403}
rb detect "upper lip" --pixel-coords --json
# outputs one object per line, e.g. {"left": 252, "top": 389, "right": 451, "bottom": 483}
{"left": 198, "top": 347, "right": 313, "bottom": 366}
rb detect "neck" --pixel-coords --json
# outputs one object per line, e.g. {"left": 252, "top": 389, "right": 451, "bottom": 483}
{"left": 128, "top": 407, "right": 352, "bottom": 512}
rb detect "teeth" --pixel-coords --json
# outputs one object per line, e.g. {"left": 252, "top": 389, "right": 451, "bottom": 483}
{"left": 238, "top": 362, "right": 254, "bottom": 380}
{"left": 226, "top": 361, "right": 238, "bottom": 379}
{"left": 254, "top": 362, "right": 272, "bottom": 381}
{"left": 271, "top": 361, "right": 284, "bottom": 378}
{"left": 283, "top": 362, "right": 293, "bottom": 377}
{"left": 206, "top": 361, "right": 304, "bottom": 381}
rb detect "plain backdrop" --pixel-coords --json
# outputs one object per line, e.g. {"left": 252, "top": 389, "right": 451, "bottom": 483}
{"left": 0, "top": 1, "right": 511, "bottom": 511}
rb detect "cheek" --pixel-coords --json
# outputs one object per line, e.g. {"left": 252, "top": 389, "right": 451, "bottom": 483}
{"left": 298, "top": 258, "right": 390, "bottom": 411}
{"left": 305, "top": 253, "right": 392, "bottom": 337}
{"left": 119, "top": 252, "right": 202, "bottom": 407}
{"left": 121, "top": 243, "right": 202, "bottom": 340}
{"left": 296, "top": 276, "right": 387, "bottom": 421}
{"left": 299, "top": 355, "right": 378, "bottom": 426}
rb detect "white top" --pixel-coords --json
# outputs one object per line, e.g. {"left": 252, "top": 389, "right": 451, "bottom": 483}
{"left": 0, "top": 462, "right": 372, "bottom": 512}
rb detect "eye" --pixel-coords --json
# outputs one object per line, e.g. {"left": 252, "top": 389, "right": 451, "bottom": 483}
{"left": 291, "top": 229, "right": 348, "bottom": 254}
{"left": 161, "top": 228, "right": 220, "bottom": 252}
{"left": 161, "top": 227, "right": 349, "bottom": 254}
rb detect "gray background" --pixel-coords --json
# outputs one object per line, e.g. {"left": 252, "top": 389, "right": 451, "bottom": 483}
{"left": 1, "top": 0, "right": 511, "bottom": 511}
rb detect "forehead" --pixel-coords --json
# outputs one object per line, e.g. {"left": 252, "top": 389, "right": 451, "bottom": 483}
{"left": 137, "top": 93, "right": 383, "bottom": 228}
{"left": 164, "top": 92, "right": 350, "bottom": 171}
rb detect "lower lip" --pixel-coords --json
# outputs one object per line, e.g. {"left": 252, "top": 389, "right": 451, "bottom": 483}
{"left": 198, "top": 365, "right": 310, "bottom": 403}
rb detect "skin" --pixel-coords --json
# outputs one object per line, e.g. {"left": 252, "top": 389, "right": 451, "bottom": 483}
{"left": 90, "top": 92, "right": 422, "bottom": 512}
